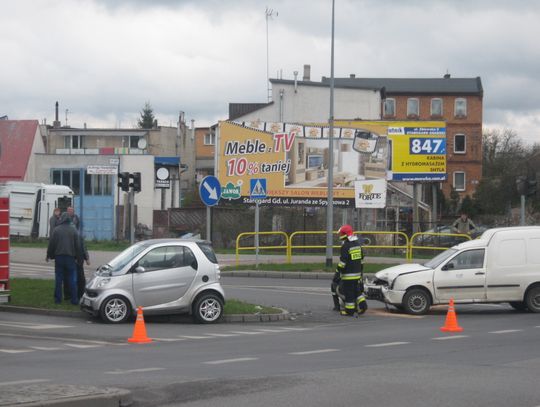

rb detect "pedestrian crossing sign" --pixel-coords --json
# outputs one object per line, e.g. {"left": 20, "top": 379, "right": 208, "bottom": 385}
{"left": 250, "top": 178, "right": 267, "bottom": 199}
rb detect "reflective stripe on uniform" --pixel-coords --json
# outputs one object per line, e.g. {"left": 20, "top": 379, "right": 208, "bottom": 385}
{"left": 349, "top": 246, "right": 363, "bottom": 260}
{"left": 356, "top": 296, "right": 366, "bottom": 303}
{"left": 341, "top": 274, "right": 361, "bottom": 280}
{"left": 345, "top": 303, "right": 355, "bottom": 309}
{"left": 338, "top": 261, "right": 346, "bottom": 268}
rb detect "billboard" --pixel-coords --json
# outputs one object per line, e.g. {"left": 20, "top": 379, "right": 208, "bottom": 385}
{"left": 216, "top": 120, "right": 446, "bottom": 207}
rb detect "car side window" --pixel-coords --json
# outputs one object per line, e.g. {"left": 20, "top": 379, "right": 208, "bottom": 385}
{"left": 138, "top": 246, "right": 183, "bottom": 271}
{"left": 449, "top": 249, "right": 485, "bottom": 270}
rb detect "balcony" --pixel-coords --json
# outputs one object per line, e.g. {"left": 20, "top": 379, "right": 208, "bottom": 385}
{"left": 55, "top": 148, "right": 146, "bottom": 155}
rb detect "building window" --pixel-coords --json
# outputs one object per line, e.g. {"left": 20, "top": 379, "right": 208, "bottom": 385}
{"left": 407, "top": 98, "right": 419, "bottom": 117}
{"left": 431, "top": 98, "right": 443, "bottom": 117}
{"left": 455, "top": 98, "right": 467, "bottom": 117}
{"left": 454, "top": 134, "right": 466, "bottom": 153}
{"left": 64, "top": 135, "right": 84, "bottom": 149}
{"left": 383, "top": 98, "right": 395, "bottom": 117}
{"left": 129, "top": 136, "right": 141, "bottom": 148}
{"left": 51, "top": 169, "right": 81, "bottom": 195}
{"left": 84, "top": 173, "right": 113, "bottom": 196}
{"left": 204, "top": 132, "right": 216, "bottom": 145}
{"left": 453, "top": 171, "right": 466, "bottom": 191}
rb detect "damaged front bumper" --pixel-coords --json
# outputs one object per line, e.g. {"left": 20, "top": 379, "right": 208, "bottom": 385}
{"left": 364, "top": 279, "right": 406, "bottom": 306}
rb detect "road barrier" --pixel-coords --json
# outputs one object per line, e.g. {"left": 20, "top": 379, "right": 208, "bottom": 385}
{"left": 408, "top": 232, "right": 472, "bottom": 260}
{"left": 235, "top": 231, "right": 289, "bottom": 265}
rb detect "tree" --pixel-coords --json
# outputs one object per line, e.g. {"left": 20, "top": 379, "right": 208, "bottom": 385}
{"left": 138, "top": 102, "right": 155, "bottom": 129}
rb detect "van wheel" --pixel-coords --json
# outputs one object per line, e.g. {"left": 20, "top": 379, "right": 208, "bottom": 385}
{"left": 525, "top": 287, "right": 540, "bottom": 313}
{"left": 402, "top": 288, "right": 431, "bottom": 315}
{"left": 99, "top": 295, "right": 131, "bottom": 324}
{"left": 509, "top": 301, "right": 528, "bottom": 312}
{"left": 193, "top": 293, "right": 224, "bottom": 324}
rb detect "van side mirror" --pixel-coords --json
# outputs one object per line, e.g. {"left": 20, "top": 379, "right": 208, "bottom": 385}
{"left": 442, "top": 263, "right": 455, "bottom": 271}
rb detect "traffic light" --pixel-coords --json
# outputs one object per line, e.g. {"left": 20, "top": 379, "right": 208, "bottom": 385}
{"left": 527, "top": 179, "right": 537, "bottom": 197}
{"left": 118, "top": 172, "right": 130, "bottom": 192}
{"left": 132, "top": 172, "right": 142, "bottom": 193}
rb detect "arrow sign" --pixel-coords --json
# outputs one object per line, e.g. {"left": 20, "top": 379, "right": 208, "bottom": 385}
{"left": 199, "top": 176, "right": 221, "bottom": 206}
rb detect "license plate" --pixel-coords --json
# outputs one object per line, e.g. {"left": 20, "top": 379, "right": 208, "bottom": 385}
{"left": 82, "top": 297, "right": 91, "bottom": 306}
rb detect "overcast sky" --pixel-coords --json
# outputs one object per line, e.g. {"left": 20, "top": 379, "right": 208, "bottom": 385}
{"left": 1, "top": 0, "right": 539, "bottom": 143}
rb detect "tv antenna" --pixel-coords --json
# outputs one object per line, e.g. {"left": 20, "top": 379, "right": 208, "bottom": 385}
{"left": 265, "top": 6, "right": 278, "bottom": 102}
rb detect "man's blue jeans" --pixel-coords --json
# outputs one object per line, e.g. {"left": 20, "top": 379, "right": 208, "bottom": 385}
{"left": 54, "top": 255, "right": 78, "bottom": 305}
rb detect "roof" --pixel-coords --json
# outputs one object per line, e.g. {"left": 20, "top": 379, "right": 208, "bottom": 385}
{"left": 322, "top": 77, "right": 483, "bottom": 96}
{"left": 229, "top": 102, "right": 273, "bottom": 120}
{"left": 0, "top": 120, "right": 39, "bottom": 182}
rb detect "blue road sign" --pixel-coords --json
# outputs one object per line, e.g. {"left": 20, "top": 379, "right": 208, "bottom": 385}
{"left": 199, "top": 176, "right": 221, "bottom": 206}
{"left": 250, "top": 178, "right": 267, "bottom": 199}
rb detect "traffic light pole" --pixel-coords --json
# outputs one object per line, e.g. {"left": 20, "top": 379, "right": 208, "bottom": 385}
{"left": 520, "top": 195, "right": 525, "bottom": 226}
{"left": 130, "top": 190, "right": 135, "bottom": 244}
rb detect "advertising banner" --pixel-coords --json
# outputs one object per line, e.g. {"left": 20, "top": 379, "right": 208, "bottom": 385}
{"left": 217, "top": 120, "right": 446, "bottom": 207}
{"left": 354, "top": 179, "right": 387, "bottom": 208}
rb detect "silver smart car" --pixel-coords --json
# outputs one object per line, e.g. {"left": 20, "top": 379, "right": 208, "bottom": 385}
{"left": 80, "top": 238, "right": 225, "bottom": 324}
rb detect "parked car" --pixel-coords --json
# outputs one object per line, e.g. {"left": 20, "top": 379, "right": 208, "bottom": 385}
{"left": 365, "top": 226, "right": 540, "bottom": 314}
{"left": 413, "top": 224, "right": 487, "bottom": 248}
{"left": 81, "top": 238, "right": 225, "bottom": 324}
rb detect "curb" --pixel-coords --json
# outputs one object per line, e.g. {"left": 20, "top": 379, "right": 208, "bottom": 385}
{"left": 0, "top": 384, "right": 132, "bottom": 407}
{"left": 221, "top": 271, "right": 333, "bottom": 280}
{"left": 0, "top": 304, "right": 289, "bottom": 322}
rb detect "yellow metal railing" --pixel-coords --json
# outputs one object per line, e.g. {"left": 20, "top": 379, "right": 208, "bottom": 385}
{"left": 235, "top": 231, "right": 289, "bottom": 266}
{"left": 408, "top": 232, "right": 472, "bottom": 260}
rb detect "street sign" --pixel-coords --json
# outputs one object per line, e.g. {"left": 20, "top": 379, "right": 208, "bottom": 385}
{"left": 199, "top": 176, "right": 221, "bottom": 206}
{"left": 250, "top": 178, "right": 267, "bottom": 199}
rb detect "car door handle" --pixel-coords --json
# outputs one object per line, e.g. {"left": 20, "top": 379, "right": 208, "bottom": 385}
{"left": 475, "top": 272, "right": 485, "bottom": 275}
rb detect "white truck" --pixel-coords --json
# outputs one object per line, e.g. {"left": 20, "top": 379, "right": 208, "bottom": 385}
{"left": 365, "top": 226, "right": 540, "bottom": 314}
{"left": 0, "top": 182, "right": 74, "bottom": 238}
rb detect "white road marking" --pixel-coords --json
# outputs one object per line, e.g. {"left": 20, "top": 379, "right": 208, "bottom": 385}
{"left": 488, "top": 329, "right": 523, "bottom": 334}
{"left": 0, "top": 349, "right": 35, "bottom": 353}
{"left": 432, "top": 335, "right": 469, "bottom": 340}
{"left": 255, "top": 328, "right": 292, "bottom": 333}
{"left": 206, "top": 333, "right": 241, "bottom": 337}
{"left": 178, "top": 335, "right": 213, "bottom": 340}
{"left": 0, "top": 379, "right": 50, "bottom": 386}
{"left": 64, "top": 343, "right": 102, "bottom": 349}
{"left": 30, "top": 346, "right": 62, "bottom": 351}
{"left": 276, "top": 327, "right": 311, "bottom": 331}
{"left": 0, "top": 332, "right": 122, "bottom": 345}
{"left": 153, "top": 338, "right": 186, "bottom": 342}
{"left": 105, "top": 367, "right": 165, "bottom": 375}
{"left": 0, "top": 322, "right": 73, "bottom": 330}
{"left": 289, "top": 348, "right": 339, "bottom": 355}
{"left": 203, "top": 357, "right": 258, "bottom": 365}
{"left": 228, "top": 331, "right": 265, "bottom": 335}
{"left": 365, "top": 341, "right": 410, "bottom": 348}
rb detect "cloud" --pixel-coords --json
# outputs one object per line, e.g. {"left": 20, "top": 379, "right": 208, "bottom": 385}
{"left": 1, "top": 0, "right": 539, "bottom": 144}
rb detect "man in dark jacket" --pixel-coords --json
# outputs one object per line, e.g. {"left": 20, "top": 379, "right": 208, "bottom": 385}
{"left": 46, "top": 213, "right": 81, "bottom": 305}
{"left": 333, "top": 224, "right": 364, "bottom": 316}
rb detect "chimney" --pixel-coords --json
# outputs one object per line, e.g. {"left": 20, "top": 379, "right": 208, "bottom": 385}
{"left": 53, "top": 101, "right": 61, "bottom": 128}
{"left": 293, "top": 71, "right": 298, "bottom": 92}
{"left": 303, "top": 64, "right": 311, "bottom": 81}
{"left": 350, "top": 74, "right": 356, "bottom": 78}
{"left": 444, "top": 72, "right": 451, "bottom": 79}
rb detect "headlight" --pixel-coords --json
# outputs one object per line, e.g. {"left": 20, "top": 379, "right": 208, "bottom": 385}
{"left": 96, "top": 278, "right": 111, "bottom": 288}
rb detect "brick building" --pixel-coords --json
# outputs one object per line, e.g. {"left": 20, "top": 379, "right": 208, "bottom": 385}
{"left": 329, "top": 74, "right": 484, "bottom": 199}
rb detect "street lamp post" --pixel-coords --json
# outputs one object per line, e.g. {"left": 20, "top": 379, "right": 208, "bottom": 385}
{"left": 325, "top": 0, "right": 336, "bottom": 268}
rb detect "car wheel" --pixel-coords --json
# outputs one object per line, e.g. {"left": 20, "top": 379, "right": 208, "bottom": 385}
{"left": 402, "top": 288, "right": 431, "bottom": 315}
{"left": 509, "top": 301, "right": 528, "bottom": 312}
{"left": 525, "top": 286, "right": 540, "bottom": 313}
{"left": 99, "top": 295, "right": 131, "bottom": 324}
{"left": 193, "top": 293, "right": 224, "bottom": 324}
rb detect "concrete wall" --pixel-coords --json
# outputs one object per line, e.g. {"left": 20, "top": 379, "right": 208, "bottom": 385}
{"left": 237, "top": 82, "right": 381, "bottom": 123}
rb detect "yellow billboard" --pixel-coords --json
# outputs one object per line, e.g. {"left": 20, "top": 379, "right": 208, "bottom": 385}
{"left": 216, "top": 120, "right": 446, "bottom": 206}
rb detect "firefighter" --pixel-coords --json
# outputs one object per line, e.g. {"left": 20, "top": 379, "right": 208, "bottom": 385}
{"left": 333, "top": 224, "right": 365, "bottom": 316}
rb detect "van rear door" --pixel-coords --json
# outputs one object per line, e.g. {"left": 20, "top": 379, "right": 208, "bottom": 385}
{"left": 434, "top": 249, "right": 486, "bottom": 301}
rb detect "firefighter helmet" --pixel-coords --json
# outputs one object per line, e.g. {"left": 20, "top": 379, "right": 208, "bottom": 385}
{"left": 338, "top": 224, "right": 353, "bottom": 240}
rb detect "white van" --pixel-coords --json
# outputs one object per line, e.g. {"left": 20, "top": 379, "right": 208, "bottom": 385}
{"left": 365, "top": 226, "right": 540, "bottom": 314}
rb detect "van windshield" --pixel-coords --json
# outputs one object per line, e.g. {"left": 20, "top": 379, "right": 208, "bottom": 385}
{"left": 424, "top": 248, "right": 457, "bottom": 269}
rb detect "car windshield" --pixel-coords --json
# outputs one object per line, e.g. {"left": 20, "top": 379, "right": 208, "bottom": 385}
{"left": 424, "top": 248, "right": 457, "bottom": 269}
{"left": 98, "top": 243, "right": 149, "bottom": 276}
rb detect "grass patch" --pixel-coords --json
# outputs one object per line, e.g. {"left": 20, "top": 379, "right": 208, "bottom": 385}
{"left": 7, "top": 278, "right": 280, "bottom": 315}
{"left": 222, "top": 262, "right": 390, "bottom": 274}
{"left": 223, "top": 299, "right": 281, "bottom": 315}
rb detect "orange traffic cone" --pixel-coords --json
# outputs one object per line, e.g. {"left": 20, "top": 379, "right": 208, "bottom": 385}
{"left": 440, "top": 298, "right": 463, "bottom": 332}
{"left": 128, "top": 307, "right": 152, "bottom": 343}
